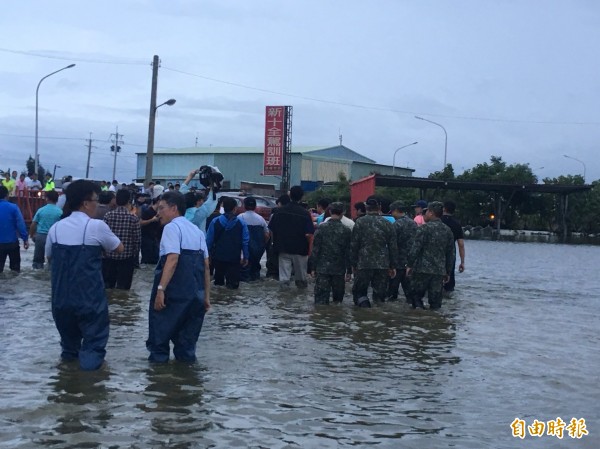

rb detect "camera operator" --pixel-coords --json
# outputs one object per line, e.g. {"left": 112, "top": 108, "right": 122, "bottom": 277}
{"left": 179, "top": 169, "right": 218, "bottom": 233}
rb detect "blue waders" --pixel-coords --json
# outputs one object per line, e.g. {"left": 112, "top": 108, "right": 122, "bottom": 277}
{"left": 146, "top": 235, "right": 206, "bottom": 363}
{"left": 51, "top": 221, "right": 109, "bottom": 371}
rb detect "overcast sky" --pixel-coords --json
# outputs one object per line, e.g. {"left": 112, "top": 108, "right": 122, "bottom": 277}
{"left": 1, "top": 0, "right": 599, "bottom": 183}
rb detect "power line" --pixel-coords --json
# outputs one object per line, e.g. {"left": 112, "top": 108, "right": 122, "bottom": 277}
{"left": 0, "top": 47, "right": 147, "bottom": 66}
{"left": 0, "top": 132, "right": 86, "bottom": 141}
{"left": 161, "top": 65, "right": 600, "bottom": 126}
{"left": 3, "top": 47, "right": 598, "bottom": 126}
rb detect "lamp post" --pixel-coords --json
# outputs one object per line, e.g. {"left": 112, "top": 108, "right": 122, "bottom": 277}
{"left": 415, "top": 115, "right": 447, "bottom": 170}
{"left": 392, "top": 141, "right": 418, "bottom": 175}
{"left": 563, "top": 155, "right": 586, "bottom": 182}
{"left": 35, "top": 64, "right": 76, "bottom": 174}
{"left": 144, "top": 97, "right": 176, "bottom": 187}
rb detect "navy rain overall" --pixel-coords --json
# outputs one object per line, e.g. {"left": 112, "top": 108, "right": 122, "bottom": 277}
{"left": 51, "top": 220, "right": 109, "bottom": 371}
{"left": 241, "top": 224, "right": 266, "bottom": 281}
{"left": 146, "top": 224, "right": 206, "bottom": 363}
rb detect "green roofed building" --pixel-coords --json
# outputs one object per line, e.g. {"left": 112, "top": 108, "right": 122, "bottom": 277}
{"left": 136, "top": 145, "right": 414, "bottom": 191}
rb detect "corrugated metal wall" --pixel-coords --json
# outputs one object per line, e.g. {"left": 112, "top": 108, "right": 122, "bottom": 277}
{"left": 349, "top": 175, "right": 376, "bottom": 219}
{"left": 316, "top": 161, "right": 350, "bottom": 182}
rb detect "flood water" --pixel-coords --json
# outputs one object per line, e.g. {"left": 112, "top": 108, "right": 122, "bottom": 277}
{"left": 1, "top": 240, "right": 598, "bottom": 448}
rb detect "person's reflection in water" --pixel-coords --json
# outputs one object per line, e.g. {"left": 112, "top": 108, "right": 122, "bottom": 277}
{"left": 141, "top": 363, "right": 212, "bottom": 442}
{"left": 46, "top": 363, "right": 111, "bottom": 438}
{"left": 107, "top": 288, "right": 143, "bottom": 327}
{"left": 307, "top": 304, "right": 459, "bottom": 438}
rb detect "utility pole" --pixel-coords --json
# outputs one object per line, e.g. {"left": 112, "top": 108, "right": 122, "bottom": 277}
{"left": 145, "top": 55, "right": 159, "bottom": 186}
{"left": 110, "top": 126, "right": 123, "bottom": 181}
{"left": 85, "top": 132, "right": 95, "bottom": 178}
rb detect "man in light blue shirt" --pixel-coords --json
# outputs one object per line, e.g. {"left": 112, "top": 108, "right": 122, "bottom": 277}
{"left": 179, "top": 169, "right": 218, "bottom": 232}
{"left": 30, "top": 190, "right": 63, "bottom": 269}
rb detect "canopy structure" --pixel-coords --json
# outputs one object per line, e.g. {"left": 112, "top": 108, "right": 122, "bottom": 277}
{"left": 350, "top": 174, "right": 593, "bottom": 239}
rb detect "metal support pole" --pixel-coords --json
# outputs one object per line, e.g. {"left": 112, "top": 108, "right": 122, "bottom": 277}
{"left": 415, "top": 116, "right": 447, "bottom": 170}
{"left": 145, "top": 55, "right": 159, "bottom": 187}
{"left": 85, "top": 132, "right": 92, "bottom": 178}
{"left": 112, "top": 126, "right": 119, "bottom": 181}
{"left": 34, "top": 64, "right": 76, "bottom": 174}
{"left": 392, "top": 141, "right": 418, "bottom": 175}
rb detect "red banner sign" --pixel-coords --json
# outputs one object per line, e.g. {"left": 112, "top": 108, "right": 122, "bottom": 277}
{"left": 263, "top": 106, "right": 285, "bottom": 176}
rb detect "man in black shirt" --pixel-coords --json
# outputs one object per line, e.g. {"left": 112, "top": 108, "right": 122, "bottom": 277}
{"left": 441, "top": 200, "right": 465, "bottom": 294}
{"left": 268, "top": 186, "right": 314, "bottom": 289}
{"left": 140, "top": 197, "right": 161, "bottom": 264}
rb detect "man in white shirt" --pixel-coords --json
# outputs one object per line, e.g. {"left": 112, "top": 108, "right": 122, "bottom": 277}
{"left": 46, "top": 180, "right": 124, "bottom": 370}
{"left": 151, "top": 180, "right": 164, "bottom": 199}
{"left": 108, "top": 180, "right": 119, "bottom": 192}
{"left": 147, "top": 191, "right": 211, "bottom": 363}
{"left": 26, "top": 173, "right": 43, "bottom": 190}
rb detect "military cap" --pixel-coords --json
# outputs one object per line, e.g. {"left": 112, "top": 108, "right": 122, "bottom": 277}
{"left": 427, "top": 201, "right": 444, "bottom": 215}
{"left": 329, "top": 202, "right": 345, "bottom": 214}
{"left": 365, "top": 198, "right": 379, "bottom": 207}
{"left": 389, "top": 200, "right": 408, "bottom": 212}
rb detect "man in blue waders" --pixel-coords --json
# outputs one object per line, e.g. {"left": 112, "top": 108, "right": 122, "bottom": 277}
{"left": 45, "top": 180, "right": 123, "bottom": 370}
{"left": 147, "top": 191, "right": 211, "bottom": 363}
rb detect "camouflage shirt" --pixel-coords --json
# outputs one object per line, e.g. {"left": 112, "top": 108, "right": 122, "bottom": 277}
{"left": 309, "top": 218, "right": 352, "bottom": 275}
{"left": 350, "top": 213, "right": 398, "bottom": 270}
{"left": 407, "top": 218, "right": 455, "bottom": 275}
{"left": 394, "top": 215, "right": 417, "bottom": 268}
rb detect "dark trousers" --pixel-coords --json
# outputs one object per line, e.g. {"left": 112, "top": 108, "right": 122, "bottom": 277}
{"left": 241, "top": 252, "right": 263, "bottom": 282}
{"left": 409, "top": 272, "right": 444, "bottom": 309}
{"left": 388, "top": 268, "right": 411, "bottom": 301}
{"left": 443, "top": 260, "right": 456, "bottom": 292}
{"left": 352, "top": 269, "right": 389, "bottom": 304}
{"left": 0, "top": 241, "right": 20, "bottom": 273}
{"left": 265, "top": 241, "right": 279, "bottom": 279}
{"left": 314, "top": 273, "right": 345, "bottom": 304}
{"left": 213, "top": 259, "right": 241, "bottom": 289}
{"left": 140, "top": 236, "right": 159, "bottom": 264}
{"left": 102, "top": 257, "right": 136, "bottom": 290}
{"left": 33, "top": 234, "right": 47, "bottom": 268}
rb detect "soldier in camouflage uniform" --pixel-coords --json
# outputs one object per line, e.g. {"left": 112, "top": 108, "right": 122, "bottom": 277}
{"left": 309, "top": 202, "right": 352, "bottom": 304}
{"left": 350, "top": 198, "right": 398, "bottom": 307}
{"left": 406, "top": 201, "right": 455, "bottom": 310}
{"left": 387, "top": 201, "right": 417, "bottom": 302}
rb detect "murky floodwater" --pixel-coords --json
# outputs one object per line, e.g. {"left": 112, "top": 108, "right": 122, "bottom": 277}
{"left": 1, "top": 240, "right": 598, "bottom": 448}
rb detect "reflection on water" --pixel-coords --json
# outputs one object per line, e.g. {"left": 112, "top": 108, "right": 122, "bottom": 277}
{"left": 1, "top": 241, "right": 599, "bottom": 448}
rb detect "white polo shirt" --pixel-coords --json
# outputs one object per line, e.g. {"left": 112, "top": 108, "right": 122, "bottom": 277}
{"left": 239, "top": 210, "right": 269, "bottom": 233}
{"left": 45, "top": 211, "right": 121, "bottom": 258}
{"left": 160, "top": 216, "right": 209, "bottom": 258}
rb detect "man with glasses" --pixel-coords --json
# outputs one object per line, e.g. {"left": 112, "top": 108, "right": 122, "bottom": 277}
{"left": 146, "top": 191, "right": 211, "bottom": 363}
{"left": 46, "top": 180, "right": 124, "bottom": 370}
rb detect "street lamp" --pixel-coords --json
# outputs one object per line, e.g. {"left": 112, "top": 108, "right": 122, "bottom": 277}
{"left": 35, "top": 64, "right": 76, "bottom": 174}
{"left": 392, "top": 141, "right": 418, "bottom": 175}
{"left": 145, "top": 98, "right": 176, "bottom": 186}
{"left": 415, "top": 115, "right": 448, "bottom": 170}
{"left": 563, "top": 154, "right": 586, "bottom": 182}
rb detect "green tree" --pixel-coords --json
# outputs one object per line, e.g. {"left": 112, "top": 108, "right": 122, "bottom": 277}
{"left": 304, "top": 171, "right": 351, "bottom": 207}
{"left": 455, "top": 156, "right": 537, "bottom": 228}
{"left": 26, "top": 155, "right": 46, "bottom": 180}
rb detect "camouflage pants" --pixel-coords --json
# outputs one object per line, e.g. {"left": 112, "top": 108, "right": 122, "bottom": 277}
{"left": 408, "top": 272, "right": 444, "bottom": 309}
{"left": 314, "top": 273, "right": 345, "bottom": 304}
{"left": 387, "top": 268, "right": 411, "bottom": 302}
{"left": 352, "top": 269, "right": 389, "bottom": 304}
